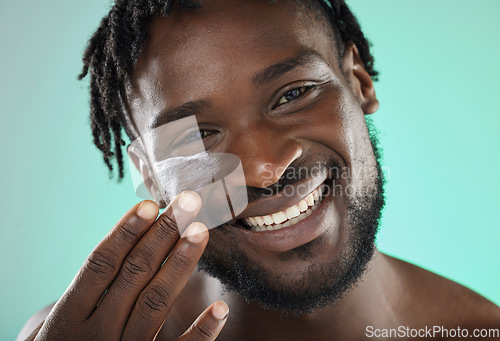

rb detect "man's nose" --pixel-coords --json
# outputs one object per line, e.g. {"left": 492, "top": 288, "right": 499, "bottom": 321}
{"left": 225, "top": 123, "right": 303, "bottom": 188}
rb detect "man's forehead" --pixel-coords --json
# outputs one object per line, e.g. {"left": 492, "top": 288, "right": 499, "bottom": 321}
{"left": 129, "top": 0, "right": 338, "bottom": 84}
{"left": 126, "top": 0, "right": 340, "bottom": 129}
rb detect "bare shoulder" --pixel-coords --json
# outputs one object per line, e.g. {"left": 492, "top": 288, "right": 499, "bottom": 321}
{"left": 17, "top": 302, "right": 56, "bottom": 341}
{"left": 383, "top": 253, "right": 500, "bottom": 328}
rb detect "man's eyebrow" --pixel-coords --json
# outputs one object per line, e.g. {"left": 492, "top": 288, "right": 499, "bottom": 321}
{"left": 150, "top": 51, "right": 323, "bottom": 129}
{"left": 252, "top": 50, "right": 325, "bottom": 87}
{"left": 150, "top": 100, "right": 211, "bottom": 129}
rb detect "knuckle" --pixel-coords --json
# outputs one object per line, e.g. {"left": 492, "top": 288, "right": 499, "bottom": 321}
{"left": 86, "top": 249, "right": 118, "bottom": 276}
{"left": 190, "top": 321, "right": 216, "bottom": 340}
{"left": 155, "top": 213, "right": 180, "bottom": 240}
{"left": 120, "top": 252, "right": 154, "bottom": 284}
{"left": 169, "top": 250, "right": 193, "bottom": 273}
{"left": 115, "top": 221, "right": 139, "bottom": 245}
{"left": 138, "top": 285, "right": 173, "bottom": 314}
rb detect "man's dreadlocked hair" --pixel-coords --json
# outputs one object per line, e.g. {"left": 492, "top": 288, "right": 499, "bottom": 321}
{"left": 79, "top": 0, "right": 378, "bottom": 179}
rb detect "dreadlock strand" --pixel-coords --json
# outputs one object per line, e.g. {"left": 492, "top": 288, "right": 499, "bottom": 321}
{"left": 90, "top": 75, "right": 114, "bottom": 172}
{"left": 94, "top": 61, "right": 115, "bottom": 160}
{"left": 79, "top": 16, "right": 110, "bottom": 80}
{"left": 111, "top": 117, "right": 125, "bottom": 179}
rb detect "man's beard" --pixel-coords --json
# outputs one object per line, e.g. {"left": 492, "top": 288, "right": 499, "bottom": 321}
{"left": 198, "top": 117, "right": 386, "bottom": 315}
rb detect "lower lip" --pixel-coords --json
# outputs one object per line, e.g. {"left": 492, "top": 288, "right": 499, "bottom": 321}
{"left": 236, "top": 183, "right": 332, "bottom": 252}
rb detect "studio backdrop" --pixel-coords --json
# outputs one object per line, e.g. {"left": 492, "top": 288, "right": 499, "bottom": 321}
{"left": 1, "top": 0, "right": 499, "bottom": 339}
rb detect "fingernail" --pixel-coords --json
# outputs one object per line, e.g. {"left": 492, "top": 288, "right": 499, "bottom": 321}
{"left": 183, "top": 222, "right": 208, "bottom": 243}
{"left": 136, "top": 201, "right": 158, "bottom": 220}
{"left": 212, "top": 301, "right": 229, "bottom": 320}
{"left": 178, "top": 191, "right": 201, "bottom": 212}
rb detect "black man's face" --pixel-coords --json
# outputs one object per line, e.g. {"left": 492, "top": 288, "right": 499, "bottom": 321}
{"left": 126, "top": 0, "right": 384, "bottom": 314}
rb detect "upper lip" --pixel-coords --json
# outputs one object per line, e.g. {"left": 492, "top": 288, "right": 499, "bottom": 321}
{"left": 233, "top": 174, "right": 328, "bottom": 220}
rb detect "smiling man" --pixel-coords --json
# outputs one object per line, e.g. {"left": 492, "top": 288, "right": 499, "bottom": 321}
{"left": 19, "top": 0, "right": 500, "bottom": 340}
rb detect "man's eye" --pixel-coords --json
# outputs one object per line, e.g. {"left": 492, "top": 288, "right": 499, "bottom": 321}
{"left": 167, "top": 129, "right": 217, "bottom": 156}
{"left": 277, "top": 86, "right": 309, "bottom": 106}
{"left": 181, "top": 129, "right": 214, "bottom": 144}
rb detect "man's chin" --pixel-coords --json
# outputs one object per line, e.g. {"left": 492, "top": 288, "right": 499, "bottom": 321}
{"left": 199, "top": 235, "right": 376, "bottom": 316}
{"left": 198, "top": 190, "right": 383, "bottom": 316}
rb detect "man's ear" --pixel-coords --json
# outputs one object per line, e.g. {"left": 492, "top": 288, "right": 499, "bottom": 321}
{"left": 127, "top": 144, "right": 166, "bottom": 208}
{"left": 341, "top": 42, "right": 379, "bottom": 115}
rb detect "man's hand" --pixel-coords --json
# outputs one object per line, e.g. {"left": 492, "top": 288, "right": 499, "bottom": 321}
{"left": 27, "top": 191, "right": 228, "bottom": 341}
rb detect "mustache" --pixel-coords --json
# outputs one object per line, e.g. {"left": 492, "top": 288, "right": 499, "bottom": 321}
{"left": 244, "top": 155, "right": 342, "bottom": 204}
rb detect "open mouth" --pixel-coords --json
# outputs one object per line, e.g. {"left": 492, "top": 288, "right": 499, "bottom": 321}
{"left": 240, "top": 183, "right": 328, "bottom": 232}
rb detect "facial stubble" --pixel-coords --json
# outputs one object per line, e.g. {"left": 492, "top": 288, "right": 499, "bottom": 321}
{"left": 197, "top": 117, "right": 386, "bottom": 315}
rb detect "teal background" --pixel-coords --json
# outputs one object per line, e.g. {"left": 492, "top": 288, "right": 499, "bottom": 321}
{"left": 1, "top": 0, "right": 499, "bottom": 339}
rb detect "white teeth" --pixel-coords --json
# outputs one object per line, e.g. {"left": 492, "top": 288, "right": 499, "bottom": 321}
{"left": 298, "top": 199, "right": 308, "bottom": 212}
{"left": 263, "top": 215, "right": 273, "bottom": 225}
{"left": 254, "top": 216, "right": 264, "bottom": 226}
{"left": 243, "top": 185, "right": 326, "bottom": 232}
{"left": 285, "top": 206, "right": 301, "bottom": 219}
{"left": 312, "top": 189, "right": 319, "bottom": 201}
{"left": 306, "top": 193, "right": 314, "bottom": 206}
{"left": 271, "top": 212, "right": 287, "bottom": 224}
